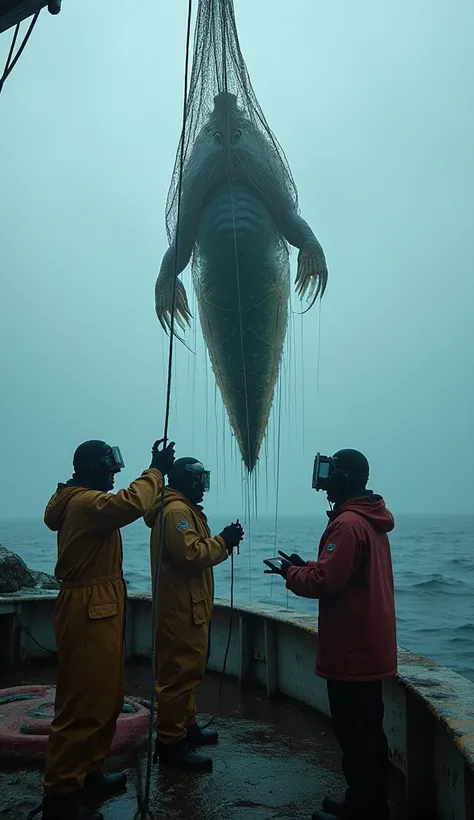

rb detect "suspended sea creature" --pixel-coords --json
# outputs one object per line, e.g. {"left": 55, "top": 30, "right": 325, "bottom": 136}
{"left": 155, "top": 1, "right": 328, "bottom": 471}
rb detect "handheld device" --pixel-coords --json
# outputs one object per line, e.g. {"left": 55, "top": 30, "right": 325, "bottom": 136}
{"left": 263, "top": 557, "right": 283, "bottom": 572}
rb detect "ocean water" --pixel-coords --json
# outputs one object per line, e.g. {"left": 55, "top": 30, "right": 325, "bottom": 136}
{"left": 1, "top": 513, "right": 474, "bottom": 683}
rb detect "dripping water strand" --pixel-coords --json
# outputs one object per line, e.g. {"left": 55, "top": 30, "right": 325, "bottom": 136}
{"left": 301, "top": 311, "right": 305, "bottom": 452}
{"left": 271, "top": 373, "right": 283, "bottom": 601}
{"left": 219, "top": 20, "right": 254, "bottom": 603}
{"left": 317, "top": 297, "right": 322, "bottom": 392}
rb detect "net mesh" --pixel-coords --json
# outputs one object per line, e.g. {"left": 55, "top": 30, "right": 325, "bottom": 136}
{"left": 165, "top": 0, "right": 298, "bottom": 246}
{"left": 157, "top": 0, "right": 327, "bottom": 471}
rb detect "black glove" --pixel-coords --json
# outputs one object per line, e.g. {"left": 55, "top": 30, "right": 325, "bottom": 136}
{"left": 278, "top": 550, "right": 307, "bottom": 567}
{"left": 150, "top": 439, "right": 176, "bottom": 476}
{"left": 220, "top": 520, "right": 244, "bottom": 553}
{"left": 263, "top": 557, "right": 292, "bottom": 578}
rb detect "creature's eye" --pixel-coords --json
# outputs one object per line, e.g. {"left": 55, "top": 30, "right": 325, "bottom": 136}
{"left": 213, "top": 131, "right": 223, "bottom": 143}
{"left": 232, "top": 129, "right": 242, "bottom": 143}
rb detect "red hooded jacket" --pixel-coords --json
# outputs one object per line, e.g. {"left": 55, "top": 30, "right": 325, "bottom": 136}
{"left": 286, "top": 494, "right": 397, "bottom": 682}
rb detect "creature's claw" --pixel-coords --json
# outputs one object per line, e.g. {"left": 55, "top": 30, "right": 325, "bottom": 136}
{"left": 155, "top": 276, "right": 192, "bottom": 336}
{"left": 295, "top": 244, "right": 328, "bottom": 306}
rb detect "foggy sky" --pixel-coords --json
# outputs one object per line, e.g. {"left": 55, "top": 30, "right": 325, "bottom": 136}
{"left": 0, "top": 0, "right": 473, "bottom": 520}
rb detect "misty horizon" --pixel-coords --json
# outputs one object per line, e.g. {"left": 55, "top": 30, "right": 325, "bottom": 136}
{"left": 0, "top": 0, "right": 472, "bottom": 521}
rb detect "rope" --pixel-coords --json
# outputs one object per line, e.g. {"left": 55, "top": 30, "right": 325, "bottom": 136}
{"left": 270, "top": 372, "right": 283, "bottom": 601}
{"left": 0, "top": 12, "right": 41, "bottom": 96}
{"left": 300, "top": 311, "right": 305, "bottom": 451}
{"left": 1, "top": 23, "right": 19, "bottom": 85}
{"left": 133, "top": 2, "right": 193, "bottom": 818}
{"left": 25, "top": 629, "right": 56, "bottom": 655}
{"left": 188, "top": 1, "right": 251, "bottom": 731}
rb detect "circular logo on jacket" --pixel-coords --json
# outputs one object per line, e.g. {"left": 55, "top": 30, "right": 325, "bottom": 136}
{"left": 326, "top": 543, "right": 336, "bottom": 552}
{"left": 177, "top": 520, "right": 189, "bottom": 532}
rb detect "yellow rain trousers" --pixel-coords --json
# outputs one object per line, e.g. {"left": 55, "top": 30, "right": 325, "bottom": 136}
{"left": 43, "top": 468, "right": 163, "bottom": 795}
{"left": 145, "top": 489, "right": 228, "bottom": 744}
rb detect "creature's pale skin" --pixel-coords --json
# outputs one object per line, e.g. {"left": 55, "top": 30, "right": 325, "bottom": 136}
{"left": 156, "top": 93, "right": 328, "bottom": 470}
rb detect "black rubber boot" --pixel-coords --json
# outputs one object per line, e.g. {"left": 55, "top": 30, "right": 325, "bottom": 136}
{"left": 322, "top": 796, "right": 346, "bottom": 815}
{"left": 187, "top": 723, "right": 219, "bottom": 746}
{"left": 84, "top": 771, "right": 127, "bottom": 794}
{"left": 41, "top": 793, "right": 103, "bottom": 820}
{"left": 311, "top": 811, "right": 339, "bottom": 820}
{"left": 157, "top": 737, "right": 213, "bottom": 771}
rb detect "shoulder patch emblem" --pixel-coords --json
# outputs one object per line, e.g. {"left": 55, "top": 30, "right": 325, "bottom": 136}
{"left": 177, "top": 520, "right": 189, "bottom": 532}
{"left": 326, "top": 543, "right": 336, "bottom": 552}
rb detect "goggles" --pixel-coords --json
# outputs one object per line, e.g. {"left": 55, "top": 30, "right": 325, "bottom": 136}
{"left": 101, "top": 446, "right": 125, "bottom": 474}
{"left": 185, "top": 461, "right": 210, "bottom": 492}
{"left": 312, "top": 452, "right": 369, "bottom": 491}
{"left": 312, "top": 453, "right": 336, "bottom": 491}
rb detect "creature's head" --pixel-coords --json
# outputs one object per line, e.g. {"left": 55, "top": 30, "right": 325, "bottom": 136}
{"left": 167, "top": 457, "right": 210, "bottom": 505}
{"left": 210, "top": 92, "right": 245, "bottom": 147}
{"left": 179, "top": 91, "right": 296, "bottom": 245}
{"left": 313, "top": 448, "right": 370, "bottom": 507}
{"left": 72, "top": 440, "right": 124, "bottom": 492}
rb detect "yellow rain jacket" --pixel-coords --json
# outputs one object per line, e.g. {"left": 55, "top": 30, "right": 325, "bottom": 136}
{"left": 145, "top": 488, "right": 228, "bottom": 743}
{"left": 43, "top": 468, "right": 163, "bottom": 795}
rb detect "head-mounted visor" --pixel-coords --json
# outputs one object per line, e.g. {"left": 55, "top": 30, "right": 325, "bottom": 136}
{"left": 101, "top": 446, "right": 125, "bottom": 474}
{"left": 312, "top": 453, "right": 336, "bottom": 491}
{"left": 185, "top": 461, "right": 210, "bottom": 492}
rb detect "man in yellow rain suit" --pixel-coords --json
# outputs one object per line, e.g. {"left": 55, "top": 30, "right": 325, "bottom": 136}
{"left": 145, "top": 457, "right": 244, "bottom": 770}
{"left": 41, "top": 437, "right": 175, "bottom": 820}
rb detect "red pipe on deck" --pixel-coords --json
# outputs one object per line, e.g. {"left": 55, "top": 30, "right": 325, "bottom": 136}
{"left": 0, "top": 685, "right": 149, "bottom": 759}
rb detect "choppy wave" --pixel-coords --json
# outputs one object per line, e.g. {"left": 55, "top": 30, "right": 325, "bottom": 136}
{"left": 410, "top": 575, "right": 472, "bottom": 592}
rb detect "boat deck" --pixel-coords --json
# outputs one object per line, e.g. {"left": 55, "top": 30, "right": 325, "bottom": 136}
{"left": 0, "top": 662, "right": 407, "bottom": 820}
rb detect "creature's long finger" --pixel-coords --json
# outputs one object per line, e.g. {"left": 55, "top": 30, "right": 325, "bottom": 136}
{"left": 176, "top": 298, "right": 192, "bottom": 329}
{"left": 310, "top": 271, "right": 324, "bottom": 301}
{"left": 311, "top": 274, "right": 324, "bottom": 302}
{"left": 295, "top": 281, "right": 305, "bottom": 299}
{"left": 296, "top": 274, "right": 310, "bottom": 298}
{"left": 178, "top": 290, "right": 192, "bottom": 321}
{"left": 294, "top": 270, "right": 303, "bottom": 292}
{"left": 175, "top": 313, "right": 188, "bottom": 332}
{"left": 320, "top": 267, "right": 328, "bottom": 298}
{"left": 156, "top": 304, "right": 170, "bottom": 335}
{"left": 158, "top": 299, "right": 174, "bottom": 335}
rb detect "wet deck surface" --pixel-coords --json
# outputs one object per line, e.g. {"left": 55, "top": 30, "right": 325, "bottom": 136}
{"left": 0, "top": 662, "right": 407, "bottom": 819}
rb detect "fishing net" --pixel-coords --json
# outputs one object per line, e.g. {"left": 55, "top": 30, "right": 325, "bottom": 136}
{"left": 164, "top": 0, "right": 298, "bottom": 246}
{"left": 157, "top": 0, "right": 327, "bottom": 471}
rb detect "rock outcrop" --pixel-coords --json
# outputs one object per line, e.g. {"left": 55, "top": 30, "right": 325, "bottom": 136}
{"left": 0, "top": 546, "right": 59, "bottom": 593}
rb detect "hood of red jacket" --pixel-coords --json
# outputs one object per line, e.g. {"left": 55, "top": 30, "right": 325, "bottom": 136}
{"left": 328, "top": 493, "right": 394, "bottom": 534}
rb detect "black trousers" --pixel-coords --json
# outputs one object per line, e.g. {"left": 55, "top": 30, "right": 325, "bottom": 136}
{"left": 327, "top": 680, "right": 391, "bottom": 819}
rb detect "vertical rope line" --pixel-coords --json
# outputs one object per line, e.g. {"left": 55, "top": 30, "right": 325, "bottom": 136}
{"left": 270, "top": 373, "right": 283, "bottom": 600}
{"left": 136, "top": 3, "right": 194, "bottom": 816}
